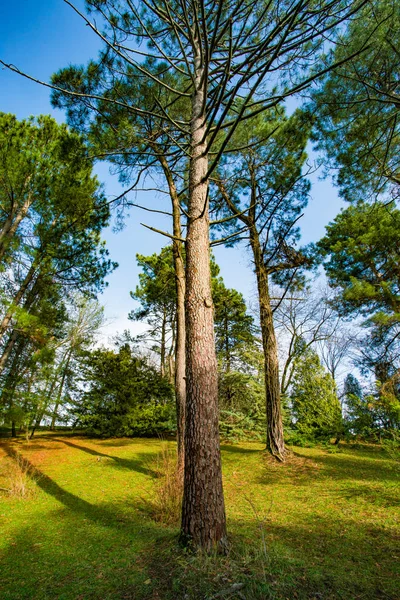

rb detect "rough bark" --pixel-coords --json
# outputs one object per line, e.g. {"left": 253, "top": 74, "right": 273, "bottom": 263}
{"left": 180, "top": 60, "right": 227, "bottom": 551}
{"left": 157, "top": 151, "right": 186, "bottom": 471}
{"left": 250, "top": 229, "right": 286, "bottom": 461}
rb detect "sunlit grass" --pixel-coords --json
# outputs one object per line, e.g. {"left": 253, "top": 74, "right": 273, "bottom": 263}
{"left": 0, "top": 434, "right": 398, "bottom": 599}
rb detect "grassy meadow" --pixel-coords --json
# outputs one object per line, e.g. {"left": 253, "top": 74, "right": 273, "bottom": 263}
{"left": 0, "top": 434, "right": 399, "bottom": 600}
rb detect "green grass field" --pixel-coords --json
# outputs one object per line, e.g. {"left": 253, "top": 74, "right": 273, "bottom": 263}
{"left": 0, "top": 434, "right": 399, "bottom": 599}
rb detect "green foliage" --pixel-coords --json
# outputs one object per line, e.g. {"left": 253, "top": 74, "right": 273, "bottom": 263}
{"left": 318, "top": 201, "right": 400, "bottom": 416}
{"left": 213, "top": 108, "right": 312, "bottom": 282}
{"left": 129, "top": 247, "right": 176, "bottom": 374}
{"left": 318, "top": 201, "right": 400, "bottom": 319}
{"left": 75, "top": 344, "right": 174, "bottom": 436}
{"left": 290, "top": 347, "right": 342, "bottom": 440}
{"left": 213, "top": 277, "right": 256, "bottom": 369}
{"left": 311, "top": 0, "right": 400, "bottom": 201}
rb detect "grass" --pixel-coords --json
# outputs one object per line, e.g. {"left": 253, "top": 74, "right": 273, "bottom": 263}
{"left": 0, "top": 434, "right": 398, "bottom": 600}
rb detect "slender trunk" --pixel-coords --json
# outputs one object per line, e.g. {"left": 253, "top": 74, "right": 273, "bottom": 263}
{"left": 157, "top": 151, "right": 186, "bottom": 471}
{"left": 46, "top": 374, "right": 60, "bottom": 430}
{"left": 0, "top": 192, "right": 33, "bottom": 263}
{"left": 180, "top": 61, "right": 227, "bottom": 551}
{"left": 1, "top": 335, "right": 25, "bottom": 411}
{"left": 250, "top": 230, "right": 286, "bottom": 461}
{"left": 224, "top": 310, "right": 233, "bottom": 407}
{"left": 50, "top": 350, "right": 72, "bottom": 430}
{"left": 160, "top": 308, "right": 167, "bottom": 378}
{"left": 0, "top": 329, "right": 19, "bottom": 375}
{"left": 0, "top": 263, "right": 37, "bottom": 344}
{"left": 50, "top": 402, "right": 59, "bottom": 431}
{"left": 167, "top": 354, "right": 175, "bottom": 386}
{"left": 4, "top": 341, "right": 25, "bottom": 440}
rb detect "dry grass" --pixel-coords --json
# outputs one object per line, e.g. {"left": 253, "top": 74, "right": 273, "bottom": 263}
{"left": 147, "top": 443, "right": 183, "bottom": 525}
{"left": 0, "top": 448, "right": 37, "bottom": 498}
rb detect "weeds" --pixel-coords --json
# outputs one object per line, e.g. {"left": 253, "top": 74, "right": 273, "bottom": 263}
{"left": 147, "top": 443, "right": 183, "bottom": 525}
{"left": 0, "top": 449, "right": 37, "bottom": 498}
{"left": 381, "top": 431, "right": 400, "bottom": 465}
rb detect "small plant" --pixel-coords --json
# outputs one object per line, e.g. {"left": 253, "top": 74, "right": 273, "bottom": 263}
{"left": 148, "top": 443, "right": 183, "bottom": 525}
{"left": 1, "top": 451, "right": 37, "bottom": 499}
{"left": 381, "top": 431, "right": 400, "bottom": 465}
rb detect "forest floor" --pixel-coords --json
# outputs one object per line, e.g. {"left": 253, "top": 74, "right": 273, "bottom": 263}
{"left": 0, "top": 434, "right": 399, "bottom": 600}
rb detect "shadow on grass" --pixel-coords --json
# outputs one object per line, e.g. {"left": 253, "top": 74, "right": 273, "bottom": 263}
{"left": 141, "top": 510, "right": 399, "bottom": 600}
{"left": 3, "top": 444, "right": 128, "bottom": 527}
{"left": 2, "top": 443, "right": 399, "bottom": 600}
{"left": 302, "top": 451, "right": 399, "bottom": 483}
{"left": 97, "top": 438, "right": 145, "bottom": 447}
{"left": 221, "top": 443, "right": 263, "bottom": 455}
{"left": 53, "top": 438, "right": 158, "bottom": 477}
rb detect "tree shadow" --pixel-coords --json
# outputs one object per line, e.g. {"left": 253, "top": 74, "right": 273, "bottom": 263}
{"left": 142, "top": 512, "right": 399, "bottom": 600}
{"left": 221, "top": 443, "right": 263, "bottom": 455}
{"left": 52, "top": 437, "right": 158, "bottom": 477}
{"left": 339, "top": 483, "right": 400, "bottom": 508}
{"left": 1, "top": 442, "right": 399, "bottom": 600}
{"left": 301, "top": 451, "right": 399, "bottom": 483}
{"left": 3, "top": 444, "right": 123, "bottom": 527}
{"left": 97, "top": 438, "right": 144, "bottom": 447}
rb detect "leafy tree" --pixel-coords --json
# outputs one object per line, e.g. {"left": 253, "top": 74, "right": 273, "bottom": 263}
{"left": 75, "top": 344, "right": 174, "bottom": 437}
{"left": 0, "top": 281, "right": 67, "bottom": 436}
{"left": 213, "top": 279, "right": 256, "bottom": 374}
{"left": 5, "top": 0, "right": 370, "bottom": 550}
{"left": 290, "top": 347, "right": 342, "bottom": 441}
{"left": 344, "top": 372, "right": 400, "bottom": 436}
{"left": 130, "top": 248, "right": 177, "bottom": 379}
{"left": 213, "top": 108, "right": 312, "bottom": 459}
{"left": 0, "top": 114, "right": 115, "bottom": 377}
{"left": 318, "top": 201, "right": 400, "bottom": 372}
{"left": 344, "top": 373, "right": 363, "bottom": 401}
{"left": 213, "top": 277, "right": 259, "bottom": 411}
{"left": 311, "top": 0, "right": 400, "bottom": 201}
{"left": 0, "top": 113, "right": 107, "bottom": 266}
{"left": 343, "top": 373, "right": 373, "bottom": 436}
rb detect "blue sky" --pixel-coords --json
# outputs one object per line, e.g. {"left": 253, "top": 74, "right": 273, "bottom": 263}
{"left": 0, "top": 0, "right": 344, "bottom": 342}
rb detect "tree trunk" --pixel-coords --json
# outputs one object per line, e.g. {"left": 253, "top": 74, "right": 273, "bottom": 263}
{"left": 180, "top": 63, "right": 227, "bottom": 551}
{"left": 223, "top": 309, "right": 234, "bottom": 407}
{"left": 11, "top": 421, "right": 16, "bottom": 438}
{"left": 0, "top": 262, "right": 37, "bottom": 344}
{"left": 250, "top": 230, "right": 286, "bottom": 461}
{"left": 50, "top": 350, "right": 72, "bottom": 430}
{"left": 160, "top": 308, "right": 167, "bottom": 378}
{"left": 0, "top": 329, "right": 20, "bottom": 376}
{"left": 157, "top": 151, "right": 186, "bottom": 471}
{"left": 0, "top": 191, "right": 33, "bottom": 263}
{"left": 167, "top": 353, "right": 175, "bottom": 386}
{"left": 1, "top": 335, "right": 25, "bottom": 423}
{"left": 50, "top": 402, "right": 59, "bottom": 431}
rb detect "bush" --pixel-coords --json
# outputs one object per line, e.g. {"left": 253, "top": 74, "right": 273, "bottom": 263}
{"left": 74, "top": 345, "right": 174, "bottom": 437}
